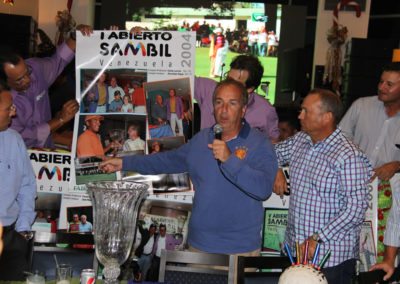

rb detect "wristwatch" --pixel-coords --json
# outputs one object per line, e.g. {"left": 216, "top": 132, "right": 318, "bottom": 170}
{"left": 312, "top": 232, "right": 323, "bottom": 243}
{"left": 19, "top": 231, "right": 34, "bottom": 240}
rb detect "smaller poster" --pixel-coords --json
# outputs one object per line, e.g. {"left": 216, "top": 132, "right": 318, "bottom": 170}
{"left": 262, "top": 208, "right": 288, "bottom": 254}
{"left": 359, "top": 221, "right": 376, "bottom": 272}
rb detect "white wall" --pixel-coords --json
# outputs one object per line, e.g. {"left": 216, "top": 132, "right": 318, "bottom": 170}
{"left": 0, "top": 1, "right": 39, "bottom": 20}
{"left": 0, "top": 0, "right": 94, "bottom": 44}
{"left": 312, "top": 0, "right": 371, "bottom": 86}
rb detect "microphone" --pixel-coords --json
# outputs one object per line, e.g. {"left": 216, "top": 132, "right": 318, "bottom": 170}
{"left": 213, "top": 124, "right": 223, "bottom": 165}
{"left": 213, "top": 124, "right": 223, "bottom": 140}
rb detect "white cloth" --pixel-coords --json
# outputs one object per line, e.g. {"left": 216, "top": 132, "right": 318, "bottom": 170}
{"left": 123, "top": 138, "right": 145, "bottom": 152}
{"left": 156, "top": 236, "right": 166, "bottom": 257}
{"left": 143, "top": 236, "right": 154, "bottom": 255}
{"left": 384, "top": 174, "right": 400, "bottom": 247}
{"left": 340, "top": 95, "right": 400, "bottom": 248}
{"left": 339, "top": 96, "right": 400, "bottom": 168}
{"left": 169, "top": 113, "right": 183, "bottom": 136}
{"left": 121, "top": 103, "right": 134, "bottom": 113}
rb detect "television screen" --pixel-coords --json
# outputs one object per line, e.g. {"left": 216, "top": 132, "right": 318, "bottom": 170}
{"left": 125, "top": 1, "right": 282, "bottom": 104}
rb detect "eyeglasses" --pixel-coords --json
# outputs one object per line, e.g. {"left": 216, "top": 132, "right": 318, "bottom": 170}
{"left": 0, "top": 104, "right": 16, "bottom": 113}
{"left": 14, "top": 65, "right": 32, "bottom": 86}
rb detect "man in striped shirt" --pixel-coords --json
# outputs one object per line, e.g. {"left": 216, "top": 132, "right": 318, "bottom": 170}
{"left": 274, "top": 89, "right": 372, "bottom": 284}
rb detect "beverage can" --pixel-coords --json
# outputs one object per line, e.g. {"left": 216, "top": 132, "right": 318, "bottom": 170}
{"left": 80, "top": 269, "right": 96, "bottom": 284}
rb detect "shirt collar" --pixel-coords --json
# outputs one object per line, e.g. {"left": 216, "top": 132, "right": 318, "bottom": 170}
{"left": 304, "top": 128, "right": 341, "bottom": 148}
{"left": 209, "top": 119, "right": 251, "bottom": 141}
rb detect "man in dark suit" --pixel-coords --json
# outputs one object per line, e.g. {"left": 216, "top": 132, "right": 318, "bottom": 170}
{"left": 147, "top": 223, "right": 183, "bottom": 281}
{"left": 135, "top": 223, "right": 156, "bottom": 280}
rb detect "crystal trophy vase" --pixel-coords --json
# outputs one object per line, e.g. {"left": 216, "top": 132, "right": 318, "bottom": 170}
{"left": 86, "top": 181, "right": 148, "bottom": 284}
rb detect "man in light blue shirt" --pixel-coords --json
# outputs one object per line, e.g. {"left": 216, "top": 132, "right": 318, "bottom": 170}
{"left": 0, "top": 82, "right": 37, "bottom": 280}
{"left": 79, "top": 214, "right": 93, "bottom": 233}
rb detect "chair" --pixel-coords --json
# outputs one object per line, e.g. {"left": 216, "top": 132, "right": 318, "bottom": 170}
{"left": 356, "top": 267, "right": 400, "bottom": 284}
{"left": 236, "top": 256, "right": 292, "bottom": 284}
{"left": 158, "top": 249, "right": 235, "bottom": 284}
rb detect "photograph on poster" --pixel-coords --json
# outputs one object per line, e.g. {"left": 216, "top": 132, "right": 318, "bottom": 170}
{"left": 262, "top": 208, "right": 288, "bottom": 255}
{"left": 74, "top": 113, "right": 146, "bottom": 184}
{"left": 359, "top": 221, "right": 376, "bottom": 272}
{"left": 32, "top": 192, "right": 62, "bottom": 235}
{"left": 147, "top": 136, "right": 191, "bottom": 193}
{"left": 144, "top": 77, "right": 192, "bottom": 140}
{"left": 138, "top": 199, "right": 191, "bottom": 248}
{"left": 66, "top": 206, "right": 93, "bottom": 233}
{"left": 79, "top": 68, "right": 147, "bottom": 114}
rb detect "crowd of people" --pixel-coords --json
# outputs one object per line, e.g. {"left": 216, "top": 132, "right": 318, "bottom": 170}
{"left": 0, "top": 19, "right": 399, "bottom": 284}
{"left": 179, "top": 20, "right": 279, "bottom": 57}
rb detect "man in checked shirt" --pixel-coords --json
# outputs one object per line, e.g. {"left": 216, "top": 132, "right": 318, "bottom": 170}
{"left": 273, "top": 89, "right": 372, "bottom": 284}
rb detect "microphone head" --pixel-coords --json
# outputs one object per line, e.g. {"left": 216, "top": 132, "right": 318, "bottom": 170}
{"left": 213, "top": 124, "right": 223, "bottom": 135}
{"left": 213, "top": 124, "right": 223, "bottom": 140}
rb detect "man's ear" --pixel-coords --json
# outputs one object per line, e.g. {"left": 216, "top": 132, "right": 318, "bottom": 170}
{"left": 323, "top": 111, "right": 334, "bottom": 124}
{"left": 247, "top": 86, "right": 255, "bottom": 94}
{"left": 241, "top": 106, "right": 247, "bottom": 118}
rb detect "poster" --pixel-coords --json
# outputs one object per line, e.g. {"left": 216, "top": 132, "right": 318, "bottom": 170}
{"left": 71, "top": 30, "right": 196, "bottom": 191}
{"left": 359, "top": 221, "right": 376, "bottom": 272}
{"left": 29, "top": 30, "right": 196, "bottom": 232}
{"left": 262, "top": 208, "right": 288, "bottom": 254}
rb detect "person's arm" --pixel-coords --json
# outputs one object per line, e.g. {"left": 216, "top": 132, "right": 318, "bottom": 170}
{"left": 216, "top": 136, "right": 278, "bottom": 201}
{"left": 372, "top": 161, "right": 400, "bottom": 181}
{"left": 274, "top": 135, "right": 294, "bottom": 166}
{"left": 317, "top": 154, "right": 371, "bottom": 244}
{"left": 65, "top": 24, "right": 93, "bottom": 52}
{"left": 339, "top": 99, "right": 360, "bottom": 140}
{"left": 265, "top": 104, "right": 280, "bottom": 143}
{"left": 273, "top": 168, "right": 289, "bottom": 197}
{"left": 370, "top": 246, "right": 398, "bottom": 281}
{"left": 15, "top": 137, "right": 37, "bottom": 232}
{"left": 101, "top": 141, "right": 191, "bottom": 174}
{"left": 194, "top": 76, "right": 215, "bottom": 106}
{"left": 48, "top": 99, "right": 79, "bottom": 133}
{"left": 371, "top": 186, "right": 400, "bottom": 279}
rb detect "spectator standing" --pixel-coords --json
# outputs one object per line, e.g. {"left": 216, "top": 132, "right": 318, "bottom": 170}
{"left": 274, "top": 89, "right": 372, "bottom": 283}
{"left": 340, "top": 62, "right": 400, "bottom": 281}
{"left": 0, "top": 82, "right": 36, "bottom": 280}
{"left": 195, "top": 55, "right": 280, "bottom": 142}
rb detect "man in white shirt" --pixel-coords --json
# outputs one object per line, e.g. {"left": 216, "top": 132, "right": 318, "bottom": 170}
{"left": 135, "top": 223, "right": 156, "bottom": 280}
{"left": 340, "top": 62, "right": 400, "bottom": 281}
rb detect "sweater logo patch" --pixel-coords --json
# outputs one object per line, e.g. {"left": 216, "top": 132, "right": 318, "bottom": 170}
{"left": 234, "top": 146, "right": 248, "bottom": 160}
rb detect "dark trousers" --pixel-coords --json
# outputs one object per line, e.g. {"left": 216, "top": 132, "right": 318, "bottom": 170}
{"left": 0, "top": 225, "right": 29, "bottom": 281}
{"left": 322, "top": 258, "right": 356, "bottom": 284}
{"left": 147, "top": 255, "right": 161, "bottom": 281}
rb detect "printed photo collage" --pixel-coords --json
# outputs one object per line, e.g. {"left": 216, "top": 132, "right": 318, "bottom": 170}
{"left": 73, "top": 68, "right": 193, "bottom": 194}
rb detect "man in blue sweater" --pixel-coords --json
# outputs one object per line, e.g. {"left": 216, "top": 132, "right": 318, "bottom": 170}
{"left": 101, "top": 79, "right": 278, "bottom": 255}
